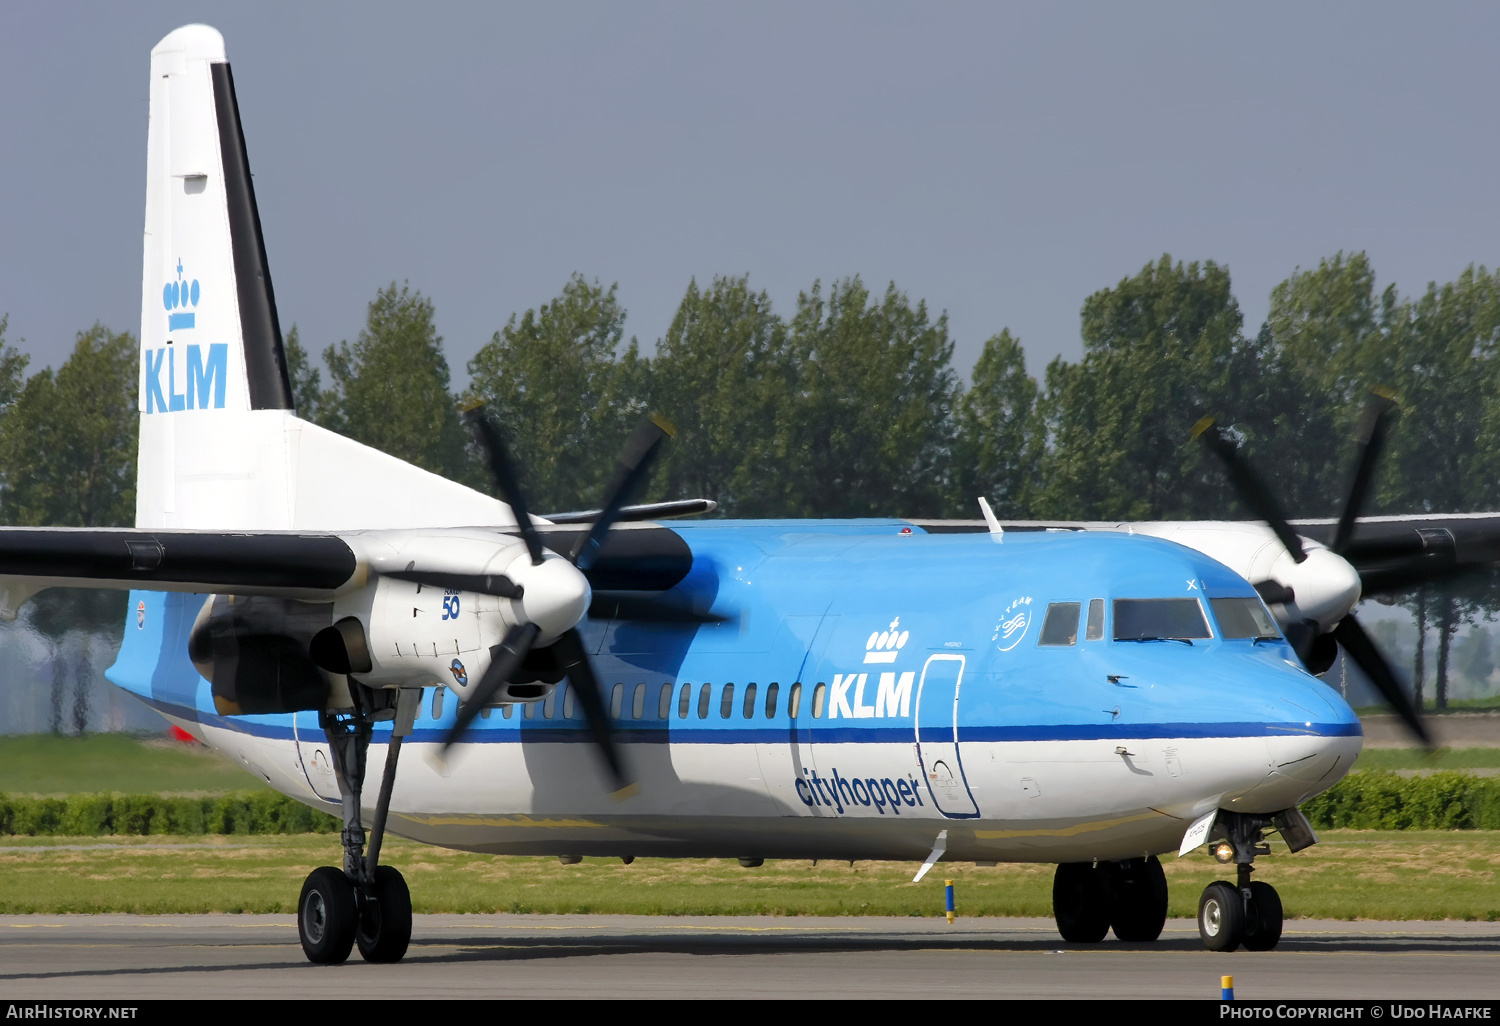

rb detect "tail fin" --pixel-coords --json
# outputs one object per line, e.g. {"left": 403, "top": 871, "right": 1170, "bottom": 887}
{"left": 138, "top": 26, "right": 505, "bottom": 532}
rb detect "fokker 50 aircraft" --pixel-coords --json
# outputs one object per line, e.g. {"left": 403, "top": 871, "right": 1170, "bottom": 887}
{"left": 5, "top": 25, "right": 1494, "bottom": 964}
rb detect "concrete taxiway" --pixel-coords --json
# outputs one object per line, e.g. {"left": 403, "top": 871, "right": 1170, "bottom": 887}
{"left": 3, "top": 915, "right": 1499, "bottom": 1000}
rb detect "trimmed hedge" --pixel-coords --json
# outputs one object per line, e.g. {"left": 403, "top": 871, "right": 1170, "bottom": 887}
{"left": 1302, "top": 771, "right": 1500, "bottom": 831}
{"left": 3, "top": 772, "right": 1498, "bottom": 836}
{"left": 0, "top": 791, "right": 339, "bottom": 835}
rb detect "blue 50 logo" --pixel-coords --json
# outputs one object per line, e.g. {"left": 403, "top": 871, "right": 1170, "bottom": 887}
{"left": 441, "top": 590, "right": 461, "bottom": 620}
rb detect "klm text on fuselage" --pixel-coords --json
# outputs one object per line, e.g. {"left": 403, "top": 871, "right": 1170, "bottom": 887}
{"left": 144, "top": 344, "right": 227, "bottom": 413}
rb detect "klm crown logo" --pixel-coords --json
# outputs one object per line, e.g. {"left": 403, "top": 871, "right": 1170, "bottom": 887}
{"left": 864, "top": 618, "right": 909, "bottom": 664}
{"left": 163, "top": 259, "right": 200, "bottom": 331}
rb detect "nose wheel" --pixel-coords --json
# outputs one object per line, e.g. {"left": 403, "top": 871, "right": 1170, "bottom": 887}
{"left": 1197, "top": 810, "right": 1290, "bottom": 951}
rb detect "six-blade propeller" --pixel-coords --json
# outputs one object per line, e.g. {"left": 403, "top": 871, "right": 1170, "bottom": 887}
{"left": 434, "top": 408, "right": 674, "bottom": 794}
{"left": 1194, "top": 392, "right": 1431, "bottom": 745}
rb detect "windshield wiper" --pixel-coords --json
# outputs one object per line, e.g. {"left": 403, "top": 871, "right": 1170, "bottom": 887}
{"left": 1120, "top": 636, "right": 1194, "bottom": 646}
{"left": 1251, "top": 635, "right": 1282, "bottom": 645}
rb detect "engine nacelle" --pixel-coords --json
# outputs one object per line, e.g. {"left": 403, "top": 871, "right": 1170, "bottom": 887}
{"left": 316, "top": 532, "right": 589, "bottom": 704}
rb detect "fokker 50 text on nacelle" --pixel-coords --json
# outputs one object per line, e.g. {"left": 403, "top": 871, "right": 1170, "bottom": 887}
{"left": 4, "top": 26, "right": 1489, "bottom": 963}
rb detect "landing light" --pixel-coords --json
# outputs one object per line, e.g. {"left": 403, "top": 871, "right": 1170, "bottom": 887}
{"left": 1212, "top": 842, "right": 1236, "bottom": 864}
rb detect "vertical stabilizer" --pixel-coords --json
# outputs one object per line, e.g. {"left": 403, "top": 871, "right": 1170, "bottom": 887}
{"left": 137, "top": 26, "right": 510, "bottom": 533}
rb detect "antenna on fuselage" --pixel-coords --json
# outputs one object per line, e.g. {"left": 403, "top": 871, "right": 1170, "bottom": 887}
{"left": 977, "top": 497, "right": 1004, "bottom": 542}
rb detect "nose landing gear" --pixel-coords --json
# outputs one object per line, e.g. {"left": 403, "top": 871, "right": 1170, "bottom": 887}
{"left": 1196, "top": 809, "right": 1302, "bottom": 952}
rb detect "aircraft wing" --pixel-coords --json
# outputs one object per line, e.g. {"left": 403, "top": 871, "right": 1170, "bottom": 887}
{"left": 0, "top": 522, "right": 695, "bottom": 618}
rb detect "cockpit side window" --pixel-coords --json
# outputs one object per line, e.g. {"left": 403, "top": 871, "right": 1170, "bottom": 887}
{"left": 1113, "top": 598, "right": 1212, "bottom": 641}
{"left": 1210, "top": 597, "right": 1281, "bottom": 640}
{"left": 1039, "top": 602, "right": 1081, "bottom": 646}
{"left": 1085, "top": 598, "right": 1105, "bottom": 641}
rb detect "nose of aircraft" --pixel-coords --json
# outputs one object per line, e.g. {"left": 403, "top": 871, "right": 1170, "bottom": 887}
{"left": 1224, "top": 667, "right": 1364, "bottom": 813}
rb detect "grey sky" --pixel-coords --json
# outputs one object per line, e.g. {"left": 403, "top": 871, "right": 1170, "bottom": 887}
{"left": 3, "top": 2, "right": 1497, "bottom": 385}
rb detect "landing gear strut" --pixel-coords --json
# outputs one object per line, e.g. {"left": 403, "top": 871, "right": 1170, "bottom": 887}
{"left": 1052, "top": 856, "right": 1168, "bottom": 943}
{"left": 1197, "top": 810, "right": 1289, "bottom": 952}
{"left": 297, "top": 685, "right": 420, "bottom": 965}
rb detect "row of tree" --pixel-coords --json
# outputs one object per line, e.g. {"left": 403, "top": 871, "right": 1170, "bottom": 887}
{"left": 2, "top": 253, "right": 1499, "bottom": 709}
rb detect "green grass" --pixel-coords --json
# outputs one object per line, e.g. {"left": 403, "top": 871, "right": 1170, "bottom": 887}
{"left": 0, "top": 733, "right": 270, "bottom": 796}
{"left": 1353, "top": 748, "right": 1500, "bottom": 771}
{"left": 1, "top": 830, "right": 1497, "bottom": 920}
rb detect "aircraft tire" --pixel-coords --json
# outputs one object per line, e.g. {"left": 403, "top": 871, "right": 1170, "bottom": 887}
{"left": 1242, "top": 881, "right": 1284, "bottom": 951}
{"left": 356, "top": 865, "right": 413, "bottom": 963}
{"left": 1109, "top": 856, "right": 1168, "bottom": 942}
{"left": 1052, "top": 863, "right": 1110, "bottom": 943}
{"left": 1198, "top": 881, "right": 1245, "bottom": 952}
{"left": 298, "top": 866, "right": 357, "bottom": 964}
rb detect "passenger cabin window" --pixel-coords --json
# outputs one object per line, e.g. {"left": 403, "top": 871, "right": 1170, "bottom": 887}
{"left": 610, "top": 683, "right": 624, "bottom": 719}
{"left": 698, "top": 683, "right": 712, "bottom": 719}
{"left": 562, "top": 684, "right": 575, "bottom": 719}
{"left": 1038, "top": 602, "right": 1081, "bottom": 646}
{"left": 720, "top": 683, "right": 736, "bottom": 719}
{"left": 788, "top": 682, "right": 802, "bottom": 718}
{"left": 543, "top": 688, "right": 557, "bottom": 719}
{"left": 1086, "top": 598, "right": 1105, "bottom": 641}
{"left": 742, "top": 682, "right": 757, "bottom": 719}
{"left": 678, "top": 683, "right": 692, "bottom": 719}
{"left": 811, "top": 682, "right": 826, "bottom": 718}
{"left": 431, "top": 689, "right": 445, "bottom": 720}
{"left": 658, "top": 683, "right": 674, "bottom": 719}
{"left": 1210, "top": 597, "right": 1281, "bottom": 640}
{"left": 765, "top": 682, "right": 780, "bottom": 718}
{"left": 631, "top": 683, "right": 646, "bottom": 720}
{"left": 1113, "top": 598, "right": 1212, "bottom": 641}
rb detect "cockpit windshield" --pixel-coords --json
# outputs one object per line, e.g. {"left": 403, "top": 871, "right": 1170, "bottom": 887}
{"left": 1209, "top": 596, "right": 1281, "bottom": 640}
{"left": 1113, "top": 598, "right": 1212, "bottom": 642}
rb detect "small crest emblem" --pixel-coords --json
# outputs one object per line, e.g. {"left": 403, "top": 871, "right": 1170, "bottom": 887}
{"left": 449, "top": 659, "right": 468, "bottom": 686}
{"left": 136, "top": 600, "right": 146, "bottom": 629}
{"left": 992, "top": 596, "right": 1033, "bottom": 652}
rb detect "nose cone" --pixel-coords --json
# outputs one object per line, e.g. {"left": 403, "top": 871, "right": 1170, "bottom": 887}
{"left": 506, "top": 553, "right": 591, "bottom": 643}
{"left": 1271, "top": 545, "right": 1362, "bottom": 632}
{"left": 1223, "top": 672, "right": 1363, "bottom": 813}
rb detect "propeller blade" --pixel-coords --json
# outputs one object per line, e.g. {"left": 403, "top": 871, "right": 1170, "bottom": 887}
{"left": 464, "top": 407, "right": 547, "bottom": 566}
{"left": 1331, "top": 614, "right": 1430, "bottom": 747}
{"left": 552, "top": 627, "right": 632, "bottom": 794}
{"left": 1331, "top": 390, "right": 1398, "bottom": 556}
{"left": 441, "top": 622, "right": 540, "bottom": 751}
{"left": 571, "top": 415, "right": 675, "bottom": 570}
{"left": 1192, "top": 417, "right": 1307, "bottom": 563}
{"left": 386, "top": 569, "right": 524, "bottom": 599}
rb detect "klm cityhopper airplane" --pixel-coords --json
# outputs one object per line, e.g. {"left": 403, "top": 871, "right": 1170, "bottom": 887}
{"left": 1, "top": 25, "right": 1487, "bottom": 965}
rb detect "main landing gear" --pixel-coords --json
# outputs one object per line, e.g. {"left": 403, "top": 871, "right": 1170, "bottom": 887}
{"left": 1196, "top": 810, "right": 1289, "bottom": 952}
{"left": 297, "top": 686, "right": 420, "bottom": 964}
{"left": 1052, "top": 856, "right": 1168, "bottom": 943}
